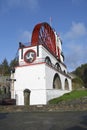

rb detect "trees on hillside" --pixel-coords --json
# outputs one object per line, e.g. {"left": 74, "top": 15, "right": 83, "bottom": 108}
{"left": 73, "top": 63, "right": 87, "bottom": 88}
{"left": 0, "top": 58, "right": 18, "bottom": 76}
{"left": 0, "top": 58, "right": 10, "bottom": 75}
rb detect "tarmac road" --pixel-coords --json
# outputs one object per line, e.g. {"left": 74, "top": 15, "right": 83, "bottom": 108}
{"left": 0, "top": 111, "right": 87, "bottom": 130}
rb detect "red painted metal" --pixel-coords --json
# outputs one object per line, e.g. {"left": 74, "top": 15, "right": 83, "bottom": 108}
{"left": 31, "top": 22, "right": 56, "bottom": 56}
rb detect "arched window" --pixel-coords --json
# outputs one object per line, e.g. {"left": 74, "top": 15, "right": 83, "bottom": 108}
{"left": 65, "top": 79, "right": 69, "bottom": 90}
{"left": 53, "top": 73, "right": 62, "bottom": 89}
{"left": 64, "top": 70, "right": 66, "bottom": 73}
{"left": 45, "top": 56, "right": 52, "bottom": 66}
{"left": 55, "top": 63, "right": 61, "bottom": 71}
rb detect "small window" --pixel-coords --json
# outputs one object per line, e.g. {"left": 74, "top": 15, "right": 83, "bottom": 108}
{"left": 55, "top": 63, "right": 61, "bottom": 71}
{"left": 45, "top": 56, "right": 52, "bottom": 66}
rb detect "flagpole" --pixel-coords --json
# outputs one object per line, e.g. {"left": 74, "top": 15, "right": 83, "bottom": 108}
{"left": 50, "top": 17, "right": 52, "bottom": 27}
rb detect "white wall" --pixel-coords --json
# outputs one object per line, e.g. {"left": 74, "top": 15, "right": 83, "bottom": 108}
{"left": 13, "top": 61, "right": 72, "bottom": 105}
{"left": 12, "top": 44, "right": 72, "bottom": 105}
{"left": 30, "top": 90, "right": 46, "bottom": 105}
{"left": 14, "top": 64, "right": 46, "bottom": 105}
{"left": 46, "top": 89, "right": 71, "bottom": 102}
{"left": 45, "top": 64, "right": 72, "bottom": 103}
{"left": 14, "top": 64, "right": 45, "bottom": 90}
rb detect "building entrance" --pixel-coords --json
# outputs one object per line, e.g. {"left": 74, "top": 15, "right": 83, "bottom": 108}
{"left": 24, "top": 89, "right": 30, "bottom": 105}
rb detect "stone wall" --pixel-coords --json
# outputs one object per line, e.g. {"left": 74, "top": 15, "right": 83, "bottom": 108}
{"left": 0, "top": 97, "right": 87, "bottom": 112}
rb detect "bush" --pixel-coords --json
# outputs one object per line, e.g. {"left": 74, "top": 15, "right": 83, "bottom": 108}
{"left": 72, "top": 76, "right": 84, "bottom": 90}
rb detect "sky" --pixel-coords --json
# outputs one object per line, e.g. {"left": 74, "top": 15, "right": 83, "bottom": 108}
{"left": 0, "top": 0, "right": 87, "bottom": 72}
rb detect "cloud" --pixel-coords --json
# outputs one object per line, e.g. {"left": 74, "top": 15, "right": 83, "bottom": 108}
{"left": 64, "top": 42, "right": 87, "bottom": 71}
{"left": 0, "top": 0, "right": 39, "bottom": 13}
{"left": 62, "top": 22, "right": 87, "bottom": 71}
{"left": 72, "top": 0, "right": 86, "bottom": 5}
{"left": 8, "top": 0, "right": 39, "bottom": 9}
{"left": 19, "top": 30, "right": 32, "bottom": 43}
{"left": 64, "top": 22, "right": 87, "bottom": 40}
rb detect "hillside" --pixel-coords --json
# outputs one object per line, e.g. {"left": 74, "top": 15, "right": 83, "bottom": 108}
{"left": 72, "top": 63, "right": 87, "bottom": 88}
{"left": 49, "top": 90, "right": 87, "bottom": 104}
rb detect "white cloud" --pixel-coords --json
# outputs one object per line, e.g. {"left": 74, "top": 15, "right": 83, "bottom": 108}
{"left": 0, "top": 0, "right": 39, "bottom": 13}
{"left": 62, "top": 22, "right": 87, "bottom": 71}
{"left": 26, "top": 0, "right": 39, "bottom": 10}
{"left": 64, "top": 22, "right": 87, "bottom": 39}
{"left": 23, "top": 31, "right": 31, "bottom": 41}
{"left": 8, "top": 0, "right": 39, "bottom": 10}
{"left": 72, "top": 0, "right": 86, "bottom": 5}
{"left": 19, "top": 30, "right": 32, "bottom": 43}
{"left": 64, "top": 42, "right": 87, "bottom": 71}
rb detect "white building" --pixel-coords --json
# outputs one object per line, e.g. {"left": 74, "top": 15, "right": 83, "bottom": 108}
{"left": 11, "top": 22, "right": 72, "bottom": 105}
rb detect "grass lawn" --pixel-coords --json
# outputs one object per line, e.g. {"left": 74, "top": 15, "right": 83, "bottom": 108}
{"left": 49, "top": 90, "right": 87, "bottom": 104}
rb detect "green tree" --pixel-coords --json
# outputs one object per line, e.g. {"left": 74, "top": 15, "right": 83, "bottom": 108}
{"left": 0, "top": 63, "right": 2, "bottom": 75}
{"left": 0, "top": 58, "right": 10, "bottom": 76}
{"left": 10, "top": 57, "right": 18, "bottom": 68}
{"left": 73, "top": 63, "right": 87, "bottom": 88}
{"left": 9, "top": 57, "right": 18, "bottom": 73}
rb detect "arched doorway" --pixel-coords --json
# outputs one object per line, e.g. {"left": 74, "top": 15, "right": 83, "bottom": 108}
{"left": 24, "top": 89, "right": 30, "bottom": 105}
{"left": 53, "top": 73, "right": 62, "bottom": 89}
{"left": 65, "top": 79, "right": 69, "bottom": 90}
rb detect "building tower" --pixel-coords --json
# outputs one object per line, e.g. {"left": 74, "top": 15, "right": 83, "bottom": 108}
{"left": 11, "top": 22, "right": 72, "bottom": 105}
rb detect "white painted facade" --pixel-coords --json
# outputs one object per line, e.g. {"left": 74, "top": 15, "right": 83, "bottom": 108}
{"left": 10, "top": 23, "right": 72, "bottom": 106}
{"left": 11, "top": 44, "right": 72, "bottom": 105}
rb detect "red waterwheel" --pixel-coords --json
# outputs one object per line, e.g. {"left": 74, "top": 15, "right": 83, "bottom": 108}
{"left": 31, "top": 22, "right": 56, "bottom": 56}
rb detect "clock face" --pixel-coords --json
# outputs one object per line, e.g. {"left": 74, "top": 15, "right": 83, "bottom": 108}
{"left": 24, "top": 49, "right": 36, "bottom": 63}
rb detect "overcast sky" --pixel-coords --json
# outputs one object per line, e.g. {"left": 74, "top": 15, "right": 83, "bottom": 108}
{"left": 0, "top": 0, "right": 87, "bottom": 71}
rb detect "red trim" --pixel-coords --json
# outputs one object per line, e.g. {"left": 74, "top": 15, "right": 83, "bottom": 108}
{"left": 15, "top": 62, "right": 70, "bottom": 79}
{"left": 24, "top": 49, "right": 36, "bottom": 64}
{"left": 15, "top": 62, "right": 46, "bottom": 68}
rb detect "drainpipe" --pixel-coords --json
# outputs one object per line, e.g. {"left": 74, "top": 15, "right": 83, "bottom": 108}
{"left": 37, "top": 43, "right": 39, "bottom": 57}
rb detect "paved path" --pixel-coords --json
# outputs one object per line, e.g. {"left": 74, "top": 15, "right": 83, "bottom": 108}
{"left": 0, "top": 111, "right": 87, "bottom": 130}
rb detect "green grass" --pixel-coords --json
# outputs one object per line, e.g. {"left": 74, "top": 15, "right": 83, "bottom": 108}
{"left": 49, "top": 90, "right": 87, "bottom": 104}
